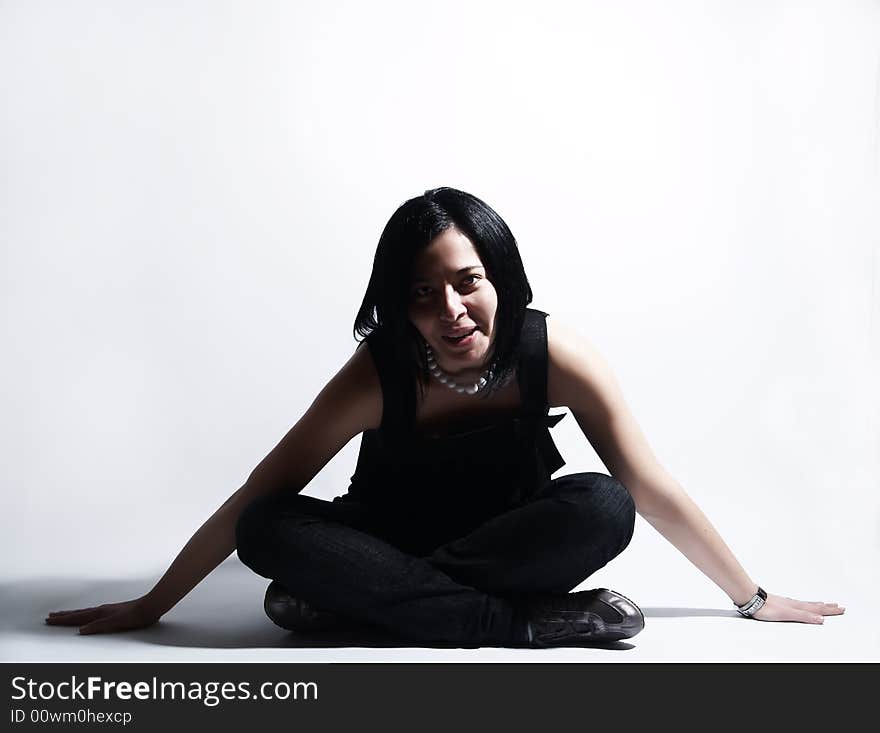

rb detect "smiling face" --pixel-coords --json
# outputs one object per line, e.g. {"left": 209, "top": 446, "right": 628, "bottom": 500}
{"left": 408, "top": 227, "right": 499, "bottom": 378}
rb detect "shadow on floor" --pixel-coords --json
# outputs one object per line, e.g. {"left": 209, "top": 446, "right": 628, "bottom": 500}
{"left": 2, "top": 562, "right": 734, "bottom": 651}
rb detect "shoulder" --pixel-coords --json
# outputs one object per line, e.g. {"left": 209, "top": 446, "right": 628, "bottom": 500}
{"left": 544, "top": 314, "right": 584, "bottom": 355}
{"left": 545, "top": 315, "right": 622, "bottom": 413}
{"left": 315, "top": 340, "right": 383, "bottom": 432}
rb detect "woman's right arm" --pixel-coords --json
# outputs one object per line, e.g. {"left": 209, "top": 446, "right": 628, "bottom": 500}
{"left": 46, "top": 343, "right": 382, "bottom": 634}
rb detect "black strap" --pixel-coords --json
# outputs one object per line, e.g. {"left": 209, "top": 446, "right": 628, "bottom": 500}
{"left": 365, "top": 329, "right": 412, "bottom": 440}
{"left": 516, "top": 308, "right": 567, "bottom": 476}
{"left": 517, "top": 308, "right": 551, "bottom": 415}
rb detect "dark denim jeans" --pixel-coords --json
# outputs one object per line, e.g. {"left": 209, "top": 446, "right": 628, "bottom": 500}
{"left": 235, "top": 472, "right": 635, "bottom": 646}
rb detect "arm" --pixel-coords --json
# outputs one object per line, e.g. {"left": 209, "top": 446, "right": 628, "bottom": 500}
{"left": 46, "top": 342, "right": 382, "bottom": 634}
{"left": 546, "top": 316, "right": 844, "bottom": 623}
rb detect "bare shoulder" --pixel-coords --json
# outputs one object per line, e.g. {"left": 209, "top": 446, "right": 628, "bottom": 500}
{"left": 319, "top": 340, "right": 383, "bottom": 432}
{"left": 545, "top": 315, "right": 622, "bottom": 413}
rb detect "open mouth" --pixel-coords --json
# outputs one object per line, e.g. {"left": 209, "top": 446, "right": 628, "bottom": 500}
{"left": 442, "top": 327, "right": 478, "bottom": 344}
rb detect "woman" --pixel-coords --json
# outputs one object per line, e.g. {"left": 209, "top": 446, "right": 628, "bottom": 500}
{"left": 46, "top": 187, "right": 844, "bottom": 647}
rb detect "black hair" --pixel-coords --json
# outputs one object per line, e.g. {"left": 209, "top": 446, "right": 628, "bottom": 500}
{"left": 353, "top": 187, "right": 533, "bottom": 406}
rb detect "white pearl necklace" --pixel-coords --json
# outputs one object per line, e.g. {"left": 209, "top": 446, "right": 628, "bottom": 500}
{"left": 424, "top": 343, "right": 489, "bottom": 395}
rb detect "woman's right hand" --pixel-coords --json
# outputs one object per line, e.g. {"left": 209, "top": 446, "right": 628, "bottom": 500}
{"left": 45, "top": 598, "right": 161, "bottom": 635}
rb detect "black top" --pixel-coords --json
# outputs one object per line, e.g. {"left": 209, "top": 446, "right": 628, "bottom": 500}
{"left": 341, "top": 308, "right": 567, "bottom": 547}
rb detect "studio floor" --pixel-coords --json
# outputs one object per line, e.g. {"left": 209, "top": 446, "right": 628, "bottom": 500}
{"left": 2, "top": 559, "right": 873, "bottom": 663}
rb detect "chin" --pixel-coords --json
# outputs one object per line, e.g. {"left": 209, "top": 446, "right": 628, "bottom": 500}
{"left": 428, "top": 330, "right": 492, "bottom": 368}
{"left": 447, "top": 344, "right": 489, "bottom": 366}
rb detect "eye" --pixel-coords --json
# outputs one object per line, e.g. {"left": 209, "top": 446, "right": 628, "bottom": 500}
{"left": 412, "top": 285, "right": 432, "bottom": 299}
{"left": 461, "top": 274, "right": 480, "bottom": 288}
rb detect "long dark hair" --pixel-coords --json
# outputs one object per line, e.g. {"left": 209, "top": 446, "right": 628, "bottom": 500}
{"left": 353, "top": 187, "right": 533, "bottom": 408}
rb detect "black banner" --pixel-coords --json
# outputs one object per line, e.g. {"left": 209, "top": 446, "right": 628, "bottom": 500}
{"left": 3, "top": 662, "right": 872, "bottom": 729}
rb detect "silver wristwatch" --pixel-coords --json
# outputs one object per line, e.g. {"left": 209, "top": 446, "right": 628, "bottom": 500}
{"left": 735, "top": 586, "right": 767, "bottom": 618}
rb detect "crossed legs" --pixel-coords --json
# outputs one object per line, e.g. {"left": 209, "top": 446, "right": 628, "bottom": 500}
{"left": 235, "top": 472, "right": 636, "bottom": 646}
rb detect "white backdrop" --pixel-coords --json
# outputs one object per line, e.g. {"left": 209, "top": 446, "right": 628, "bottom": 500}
{"left": 3, "top": 1, "right": 878, "bottom": 626}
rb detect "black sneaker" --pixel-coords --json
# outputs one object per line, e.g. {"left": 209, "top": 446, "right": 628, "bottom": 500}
{"left": 263, "top": 581, "right": 344, "bottom": 632}
{"left": 521, "top": 588, "right": 645, "bottom": 647}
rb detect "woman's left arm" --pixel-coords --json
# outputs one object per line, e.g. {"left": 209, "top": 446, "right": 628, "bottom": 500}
{"left": 545, "top": 317, "right": 845, "bottom": 623}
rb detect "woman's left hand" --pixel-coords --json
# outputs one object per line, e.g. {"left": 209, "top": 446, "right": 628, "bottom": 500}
{"left": 750, "top": 592, "right": 845, "bottom": 623}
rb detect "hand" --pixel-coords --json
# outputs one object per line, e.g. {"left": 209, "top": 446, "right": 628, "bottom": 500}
{"left": 45, "top": 598, "right": 161, "bottom": 635}
{"left": 750, "top": 592, "right": 845, "bottom": 624}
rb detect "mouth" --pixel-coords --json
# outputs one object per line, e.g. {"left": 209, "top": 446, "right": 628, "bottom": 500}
{"left": 442, "top": 326, "right": 479, "bottom": 346}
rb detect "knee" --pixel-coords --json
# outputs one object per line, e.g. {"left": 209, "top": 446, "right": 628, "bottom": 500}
{"left": 234, "top": 495, "right": 275, "bottom": 572}
{"left": 235, "top": 494, "right": 302, "bottom": 572}
{"left": 594, "top": 473, "right": 636, "bottom": 554}
{"left": 571, "top": 473, "right": 636, "bottom": 556}
{"left": 235, "top": 493, "right": 324, "bottom": 574}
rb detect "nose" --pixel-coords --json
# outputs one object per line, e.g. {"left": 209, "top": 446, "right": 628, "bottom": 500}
{"left": 438, "top": 284, "right": 467, "bottom": 322}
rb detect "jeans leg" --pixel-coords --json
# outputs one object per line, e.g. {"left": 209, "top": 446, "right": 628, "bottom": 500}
{"left": 426, "top": 472, "right": 636, "bottom": 595}
{"left": 235, "top": 492, "right": 520, "bottom": 646}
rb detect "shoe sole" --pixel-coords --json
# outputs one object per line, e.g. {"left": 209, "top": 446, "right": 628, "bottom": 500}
{"left": 528, "top": 588, "right": 645, "bottom": 647}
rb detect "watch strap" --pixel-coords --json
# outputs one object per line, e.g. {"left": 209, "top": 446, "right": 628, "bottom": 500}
{"left": 735, "top": 586, "right": 767, "bottom": 618}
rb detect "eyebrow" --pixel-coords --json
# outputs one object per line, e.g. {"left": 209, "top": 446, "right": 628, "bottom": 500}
{"left": 411, "top": 265, "right": 484, "bottom": 284}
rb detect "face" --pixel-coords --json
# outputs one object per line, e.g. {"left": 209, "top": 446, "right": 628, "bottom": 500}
{"left": 408, "top": 227, "right": 499, "bottom": 378}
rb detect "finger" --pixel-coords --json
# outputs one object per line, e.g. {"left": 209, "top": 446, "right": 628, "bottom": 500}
{"left": 45, "top": 609, "right": 102, "bottom": 622}
{"left": 45, "top": 609, "right": 104, "bottom": 626}
{"left": 783, "top": 607, "right": 825, "bottom": 624}
{"left": 781, "top": 596, "right": 841, "bottom": 607}
{"left": 48, "top": 608, "right": 98, "bottom": 617}
{"left": 783, "top": 599, "right": 845, "bottom": 615}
